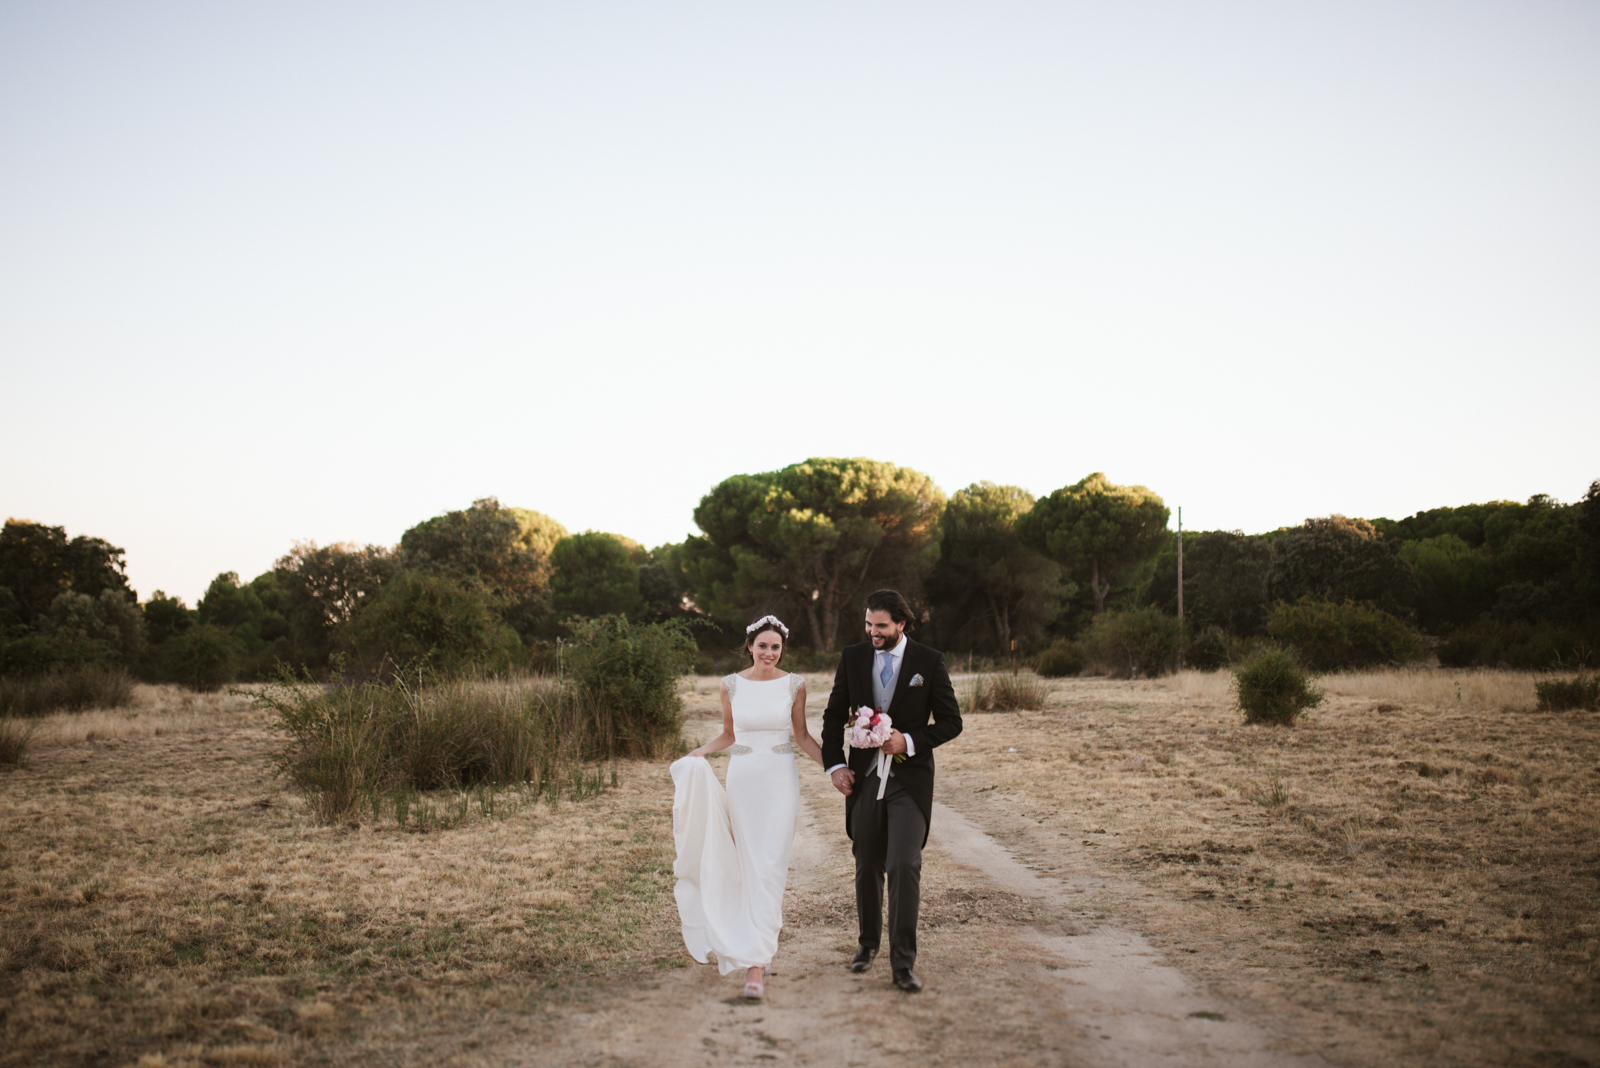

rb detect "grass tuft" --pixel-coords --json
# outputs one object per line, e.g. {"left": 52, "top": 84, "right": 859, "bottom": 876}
{"left": 0, "top": 716, "right": 37, "bottom": 766}
{"left": 1247, "top": 774, "right": 1290, "bottom": 808}
{"left": 260, "top": 673, "right": 645, "bottom": 824}
{"left": 1033, "top": 639, "right": 1084, "bottom": 678}
{"left": 0, "top": 664, "right": 135, "bottom": 717}
{"left": 964, "top": 672, "right": 1051, "bottom": 712}
{"left": 1534, "top": 674, "right": 1599, "bottom": 712}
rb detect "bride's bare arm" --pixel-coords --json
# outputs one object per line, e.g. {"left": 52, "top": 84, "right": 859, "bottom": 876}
{"left": 790, "top": 682, "right": 823, "bottom": 767}
{"left": 688, "top": 682, "right": 736, "bottom": 757}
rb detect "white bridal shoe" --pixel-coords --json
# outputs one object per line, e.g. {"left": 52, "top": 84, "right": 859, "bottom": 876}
{"left": 743, "top": 966, "right": 767, "bottom": 999}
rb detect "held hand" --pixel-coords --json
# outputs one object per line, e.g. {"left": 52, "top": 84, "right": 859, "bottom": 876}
{"left": 831, "top": 768, "right": 855, "bottom": 796}
{"left": 881, "top": 730, "right": 907, "bottom": 757}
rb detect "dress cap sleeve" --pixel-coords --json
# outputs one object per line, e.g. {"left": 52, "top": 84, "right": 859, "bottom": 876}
{"left": 722, "top": 673, "right": 739, "bottom": 699}
{"left": 788, "top": 672, "right": 805, "bottom": 701}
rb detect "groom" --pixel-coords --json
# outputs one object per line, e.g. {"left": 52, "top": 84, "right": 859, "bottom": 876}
{"left": 821, "top": 589, "right": 962, "bottom": 993}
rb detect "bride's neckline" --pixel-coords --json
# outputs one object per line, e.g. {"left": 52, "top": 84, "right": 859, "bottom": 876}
{"left": 738, "top": 670, "right": 792, "bottom": 682}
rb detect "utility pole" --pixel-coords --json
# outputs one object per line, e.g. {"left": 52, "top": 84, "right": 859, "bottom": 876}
{"left": 1176, "top": 506, "right": 1184, "bottom": 671}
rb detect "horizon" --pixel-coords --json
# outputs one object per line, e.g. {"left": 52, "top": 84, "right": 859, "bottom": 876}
{"left": 7, "top": 466, "right": 1591, "bottom": 605}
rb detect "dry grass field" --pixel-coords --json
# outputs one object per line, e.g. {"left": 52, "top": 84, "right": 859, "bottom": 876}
{"left": 15, "top": 685, "right": 251, "bottom": 749}
{"left": 3, "top": 667, "right": 1596, "bottom": 1067}
{"left": 935, "top": 668, "right": 1600, "bottom": 1067}
{"left": 0, "top": 687, "right": 683, "bottom": 1067}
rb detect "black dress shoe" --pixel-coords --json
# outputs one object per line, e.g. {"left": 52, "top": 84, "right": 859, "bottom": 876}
{"left": 893, "top": 968, "right": 923, "bottom": 993}
{"left": 849, "top": 946, "right": 876, "bottom": 973}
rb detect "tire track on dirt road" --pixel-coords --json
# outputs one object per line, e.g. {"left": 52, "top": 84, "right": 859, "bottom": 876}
{"left": 928, "top": 800, "right": 1331, "bottom": 1067}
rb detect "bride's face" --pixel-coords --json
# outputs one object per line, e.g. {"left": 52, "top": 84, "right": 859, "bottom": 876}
{"left": 748, "top": 632, "right": 784, "bottom": 669}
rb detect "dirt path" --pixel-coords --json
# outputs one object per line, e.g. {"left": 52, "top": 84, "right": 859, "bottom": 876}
{"left": 519, "top": 714, "right": 1334, "bottom": 1067}
{"left": 928, "top": 801, "right": 1329, "bottom": 1067}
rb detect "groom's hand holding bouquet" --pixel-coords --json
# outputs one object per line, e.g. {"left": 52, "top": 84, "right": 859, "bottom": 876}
{"left": 845, "top": 707, "right": 907, "bottom": 756}
{"left": 846, "top": 707, "right": 906, "bottom": 800}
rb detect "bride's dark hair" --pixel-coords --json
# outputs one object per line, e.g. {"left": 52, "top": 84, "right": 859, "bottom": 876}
{"left": 741, "top": 617, "right": 788, "bottom": 665}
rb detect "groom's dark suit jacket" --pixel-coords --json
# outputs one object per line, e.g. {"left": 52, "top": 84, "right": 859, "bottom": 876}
{"left": 820, "top": 637, "right": 962, "bottom": 846}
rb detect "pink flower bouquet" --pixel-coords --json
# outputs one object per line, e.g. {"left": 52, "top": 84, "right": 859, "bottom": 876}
{"left": 847, "top": 707, "right": 904, "bottom": 800}
{"left": 846, "top": 707, "right": 893, "bottom": 750}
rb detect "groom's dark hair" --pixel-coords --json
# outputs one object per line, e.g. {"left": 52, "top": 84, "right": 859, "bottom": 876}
{"left": 864, "top": 589, "right": 915, "bottom": 629}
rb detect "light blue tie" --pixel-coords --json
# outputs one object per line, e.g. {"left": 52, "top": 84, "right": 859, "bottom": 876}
{"left": 879, "top": 651, "right": 895, "bottom": 689}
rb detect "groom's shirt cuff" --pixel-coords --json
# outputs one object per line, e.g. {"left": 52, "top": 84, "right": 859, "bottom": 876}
{"left": 824, "top": 763, "right": 847, "bottom": 776}
{"left": 904, "top": 734, "right": 916, "bottom": 757}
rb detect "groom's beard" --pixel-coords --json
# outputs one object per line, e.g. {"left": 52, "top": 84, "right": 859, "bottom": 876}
{"left": 870, "top": 630, "right": 903, "bottom": 649}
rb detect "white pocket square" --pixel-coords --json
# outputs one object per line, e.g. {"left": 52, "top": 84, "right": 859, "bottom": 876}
{"left": 909, "top": 673, "right": 925, "bottom": 687}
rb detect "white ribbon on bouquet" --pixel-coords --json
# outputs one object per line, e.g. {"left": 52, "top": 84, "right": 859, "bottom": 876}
{"left": 871, "top": 748, "right": 894, "bottom": 800}
{"left": 846, "top": 707, "right": 898, "bottom": 801}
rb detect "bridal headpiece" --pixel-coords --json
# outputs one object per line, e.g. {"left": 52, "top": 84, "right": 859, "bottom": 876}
{"left": 745, "top": 615, "right": 789, "bottom": 637}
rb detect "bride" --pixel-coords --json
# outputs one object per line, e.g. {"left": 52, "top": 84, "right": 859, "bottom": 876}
{"left": 670, "top": 615, "right": 825, "bottom": 999}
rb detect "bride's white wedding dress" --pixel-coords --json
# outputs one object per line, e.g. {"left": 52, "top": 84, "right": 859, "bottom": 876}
{"left": 670, "top": 671, "right": 803, "bottom": 975}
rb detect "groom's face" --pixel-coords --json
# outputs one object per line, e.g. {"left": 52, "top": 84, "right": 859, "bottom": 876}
{"left": 865, "top": 610, "right": 905, "bottom": 649}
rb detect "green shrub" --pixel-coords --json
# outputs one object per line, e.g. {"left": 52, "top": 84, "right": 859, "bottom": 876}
{"left": 1081, "top": 607, "right": 1181, "bottom": 678}
{"left": 1264, "top": 599, "right": 1425, "bottom": 671}
{"left": 0, "top": 664, "right": 136, "bottom": 717}
{"left": 232, "top": 641, "right": 294, "bottom": 683}
{"left": 272, "top": 541, "right": 399, "bottom": 670}
{"left": 267, "top": 680, "right": 389, "bottom": 822}
{"left": 0, "top": 631, "right": 107, "bottom": 675}
{"left": 565, "top": 616, "right": 696, "bottom": 758}
{"left": 1266, "top": 515, "right": 1419, "bottom": 617}
{"left": 159, "top": 624, "right": 245, "bottom": 691}
{"left": 1399, "top": 533, "right": 1496, "bottom": 633}
{"left": 0, "top": 717, "right": 38, "bottom": 766}
{"left": 964, "top": 672, "right": 1051, "bottom": 712}
{"left": 343, "top": 570, "right": 523, "bottom": 678}
{"left": 1185, "top": 625, "right": 1231, "bottom": 671}
{"left": 1436, "top": 624, "right": 1489, "bottom": 668}
{"left": 1534, "top": 675, "right": 1599, "bottom": 712}
{"left": 141, "top": 591, "right": 195, "bottom": 645}
{"left": 523, "top": 639, "right": 561, "bottom": 675}
{"left": 261, "top": 672, "right": 617, "bottom": 824}
{"left": 1034, "top": 639, "right": 1084, "bottom": 678}
{"left": 42, "top": 589, "right": 147, "bottom": 665}
{"left": 1233, "top": 647, "right": 1324, "bottom": 726}
{"left": 1438, "top": 619, "right": 1597, "bottom": 670}
{"left": 1142, "top": 530, "right": 1272, "bottom": 635}
{"left": 549, "top": 532, "right": 644, "bottom": 619}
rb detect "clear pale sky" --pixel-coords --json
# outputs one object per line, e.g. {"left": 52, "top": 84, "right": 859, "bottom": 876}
{"left": 3, "top": 2, "right": 1596, "bottom": 604}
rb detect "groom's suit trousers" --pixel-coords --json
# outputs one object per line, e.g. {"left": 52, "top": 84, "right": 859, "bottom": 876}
{"left": 851, "top": 769, "right": 926, "bottom": 972}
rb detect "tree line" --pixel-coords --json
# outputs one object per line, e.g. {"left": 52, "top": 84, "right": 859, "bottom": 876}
{"left": 3, "top": 459, "right": 1597, "bottom": 687}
